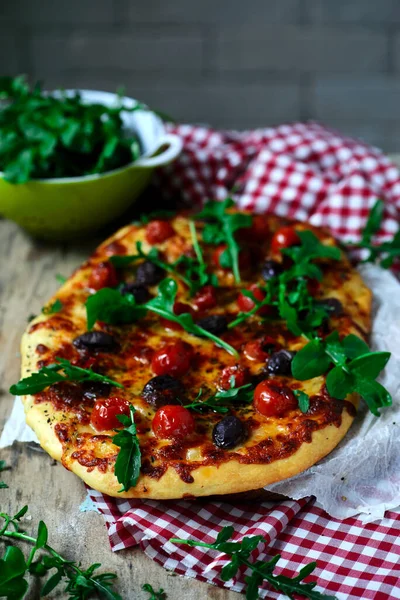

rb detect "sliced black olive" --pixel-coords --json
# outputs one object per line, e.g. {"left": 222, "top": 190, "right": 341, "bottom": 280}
{"left": 142, "top": 375, "right": 184, "bottom": 408}
{"left": 196, "top": 315, "right": 228, "bottom": 336}
{"left": 136, "top": 261, "right": 165, "bottom": 286}
{"left": 82, "top": 381, "right": 111, "bottom": 400}
{"left": 73, "top": 331, "right": 117, "bottom": 352}
{"left": 317, "top": 298, "right": 343, "bottom": 317}
{"left": 120, "top": 282, "right": 150, "bottom": 303}
{"left": 267, "top": 350, "right": 296, "bottom": 376}
{"left": 212, "top": 415, "right": 247, "bottom": 449}
{"left": 261, "top": 259, "right": 283, "bottom": 281}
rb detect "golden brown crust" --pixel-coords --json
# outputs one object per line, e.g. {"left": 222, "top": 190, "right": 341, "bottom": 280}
{"left": 19, "top": 212, "right": 371, "bottom": 499}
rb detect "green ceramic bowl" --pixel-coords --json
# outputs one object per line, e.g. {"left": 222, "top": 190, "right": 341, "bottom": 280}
{"left": 0, "top": 90, "right": 182, "bottom": 240}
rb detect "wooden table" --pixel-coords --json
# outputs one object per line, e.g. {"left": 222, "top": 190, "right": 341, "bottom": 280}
{"left": 0, "top": 216, "right": 238, "bottom": 600}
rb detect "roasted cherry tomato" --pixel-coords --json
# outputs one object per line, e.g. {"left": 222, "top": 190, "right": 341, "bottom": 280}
{"left": 90, "top": 397, "right": 130, "bottom": 431}
{"left": 193, "top": 285, "right": 217, "bottom": 312}
{"left": 151, "top": 341, "right": 193, "bottom": 378}
{"left": 212, "top": 245, "right": 251, "bottom": 271}
{"left": 160, "top": 302, "right": 194, "bottom": 331}
{"left": 253, "top": 381, "right": 297, "bottom": 417}
{"left": 152, "top": 405, "right": 195, "bottom": 440}
{"left": 271, "top": 226, "right": 300, "bottom": 254}
{"left": 88, "top": 261, "right": 118, "bottom": 290}
{"left": 244, "top": 339, "right": 269, "bottom": 362}
{"left": 145, "top": 220, "right": 175, "bottom": 245}
{"left": 237, "top": 284, "right": 271, "bottom": 317}
{"left": 306, "top": 278, "right": 320, "bottom": 296}
{"left": 239, "top": 214, "right": 270, "bottom": 243}
{"left": 218, "top": 365, "right": 249, "bottom": 390}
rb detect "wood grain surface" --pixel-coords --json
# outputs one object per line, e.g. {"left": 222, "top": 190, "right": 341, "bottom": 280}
{"left": 0, "top": 216, "right": 239, "bottom": 600}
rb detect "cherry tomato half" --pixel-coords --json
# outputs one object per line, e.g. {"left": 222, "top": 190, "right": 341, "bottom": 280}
{"left": 193, "top": 285, "right": 217, "bottom": 312}
{"left": 88, "top": 261, "right": 118, "bottom": 290}
{"left": 90, "top": 397, "right": 130, "bottom": 431}
{"left": 218, "top": 365, "right": 249, "bottom": 391}
{"left": 212, "top": 245, "right": 251, "bottom": 271}
{"left": 151, "top": 341, "right": 194, "bottom": 378}
{"left": 146, "top": 220, "right": 175, "bottom": 245}
{"left": 152, "top": 405, "right": 195, "bottom": 440}
{"left": 253, "top": 381, "right": 297, "bottom": 417}
{"left": 271, "top": 226, "right": 300, "bottom": 255}
{"left": 237, "top": 284, "right": 271, "bottom": 317}
{"left": 160, "top": 302, "right": 194, "bottom": 331}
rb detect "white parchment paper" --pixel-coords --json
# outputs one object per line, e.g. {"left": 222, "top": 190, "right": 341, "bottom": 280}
{"left": 1, "top": 264, "right": 400, "bottom": 522}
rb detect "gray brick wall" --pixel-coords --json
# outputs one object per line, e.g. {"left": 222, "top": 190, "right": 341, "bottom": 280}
{"left": 2, "top": 0, "right": 400, "bottom": 151}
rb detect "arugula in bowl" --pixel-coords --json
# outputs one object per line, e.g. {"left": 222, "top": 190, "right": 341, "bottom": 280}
{"left": 0, "top": 75, "right": 145, "bottom": 183}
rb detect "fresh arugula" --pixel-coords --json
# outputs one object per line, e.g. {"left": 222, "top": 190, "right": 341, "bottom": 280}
{"left": 185, "top": 383, "right": 254, "bottom": 414}
{"left": 229, "top": 229, "right": 339, "bottom": 334}
{"left": 0, "top": 506, "right": 122, "bottom": 599}
{"left": 112, "top": 406, "right": 141, "bottom": 492}
{"left": 42, "top": 298, "right": 63, "bottom": 315}
{"left": 195, "top": 198, "right": 252, "bottom": 283}
{"left": 86, "top": 279, "right": 238, "bottom": 357}
{"left": 346, "top": 199, "right": 400, "bottom": 268}
{"left": 142, "top": 583, "right": 167, "bottom": 599}
{"left": 9, "top": 357, "right": 123, "bottom": 396}
{"left": 292, "top": 332, "right": 392, "bottom": 416}
{"left": 55, "top": 273, "right": 67, "bottom": 284}
{"left": 110, "top": 230, "right": 217, "bottom": 297}
{"left": 0, "top": 461, "right": 8, "bottom": 490}
{"left": 170, "top": 526, "right": 335, "bottom": 600}
{"left": 0, "top": 75, "right": 143, "bottom": 183}
{"left": 294, "top": 390, "right": 310, "bottom": 414}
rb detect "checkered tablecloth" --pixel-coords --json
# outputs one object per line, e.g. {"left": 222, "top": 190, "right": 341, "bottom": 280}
{"left": 90, "top": 122, "right": 400, "bottom": 599}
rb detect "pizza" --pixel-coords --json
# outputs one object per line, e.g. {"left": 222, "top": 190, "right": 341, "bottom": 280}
{"left": 15, "top": 202, "right": 372, "bottom": 499}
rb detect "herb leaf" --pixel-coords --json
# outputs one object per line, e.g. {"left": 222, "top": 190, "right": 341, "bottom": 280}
{"left": 294, "top": 390, "right": 310, "bottom": 413}
{"left": 42, "top": 298, "right": 63, "bottom": 315}
{"left": 9, "top": 357, "right": 123, "bottom": 396}
{"left": 195, "top": 198, "right": 252, "bottom": 283}
{"left": 185, "top": 383, "right": 254, "bottom": 413}
{"left": 142, "top": 583, "right": 167, "bottom": 599}
{"left": 112, "top": 406, "right": 141, "bottom": 492}
{"left": 170, "top": 526, "right": 335, "bottom": 600}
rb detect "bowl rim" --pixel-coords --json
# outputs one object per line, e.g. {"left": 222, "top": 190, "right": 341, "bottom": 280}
{"left": 0, "top": 89, "right": 166, "bottom": 185}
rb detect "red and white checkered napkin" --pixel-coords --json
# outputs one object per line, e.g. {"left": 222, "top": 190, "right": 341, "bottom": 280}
{"left": 90, "top": 122, "right": 400, "bottom": 598}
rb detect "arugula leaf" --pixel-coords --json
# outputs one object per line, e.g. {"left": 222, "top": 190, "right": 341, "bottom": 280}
{"left": 142, "top": 583, "right": 167, "bottom": 599}
{"left": 292, "top": 335, "right": 392, "bottom": 416}
{"left": 112, "top": 406, "right": 141, "bottom": 492}
{"left": 294, "top": 390, "right": 310, "bottom": 413}
{"left": 86, "top": 279, "right": 238, "bottom": 357}
{"left": 170, "top": 526, "right": 335, "bottom": 600}
{"left": 185, "top": 383, "right": 254, "bottom": 413}
{"left": 195, "top": 198, "right": 252, "bottom": 283}
{"left": 0, "top": 75, "right": 151, "bottom": 183}
{"left": 9, "top": 357, "right": 123, "bottom": 396}
{"left": 0, "top": 547, "right": 28, "bottom": 600}
{"left": 283, "top": 230, "right": 341, "bottom": 264}
{"left": 0, "top": 461, "right": 8, "bottom": 490}
{"left": 346, "top": 198, "right": 400, "bottom": 268}
{"left": 55, "top": 273, "right": 67, "bottom": 284}
{"left": 42, "top": 298, "right": 63, "bottom": 315}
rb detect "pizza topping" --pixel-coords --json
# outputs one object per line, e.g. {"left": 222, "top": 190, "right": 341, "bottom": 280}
{"left": 317, "top": 297, "right": 343, "bottom": 317}
{"left": 261, "top": 259, "right": 283, "bottom": 281}
{"left": 195, "top": 198, "right": 252, "bottom": 283}
{"left": 90, "top": 397, "right": 130, "bottom": 431}
{"left": 112, "top": 405, "right": 142, "bottom": 491}
{"left": 243, "top": 339, "right": 270, "bottom": 362}
{"left": 196, "top": 314, "right": 228, "bottom": 336}
{"left": 135, "top": 260, "right": 165, "bottom": 286}
{"left": 253, "top": 380, "right": 297, "bottom": 417}
{"left": 10, "top": 357, "right": 123, "bottom": 395}
{"left": 88, "top": 261, "right": 118, "bottom": 290}
{"left": 152, "top": 405, "right": 195, "bottom": 440}
{"left": 82, "top": 380, "right": 111, "bottom": 400}
{"left": 142, "top": 374, "right": 184, "bottom": 408}
{"left": 193, "top": 285, "right": 217, "bottom": 312}
{"left": 73, "top": 331, "right": 117, "bottom": 353}
{"left": 237, "top": 284, "right": 272, "bottom": 317}
{"left": 267, "top": 350, "right": 296, "bottom": 376}
{"left": 218, "top": 365, "right": 249, "bottom": 391}
{"left": 151, "top": 341, "right": 194, "bottom": 378}
{"left": 271, "top": 226, "right": 300, "bottom": 254}
{"left": 145, "top": 220, "right": 175, "bottom": 244}
{"left": 212, "top": 415, "right": 247, "bottom": 449}
{"left": 120, "top": 282, "right": 150, "bottom": 303}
